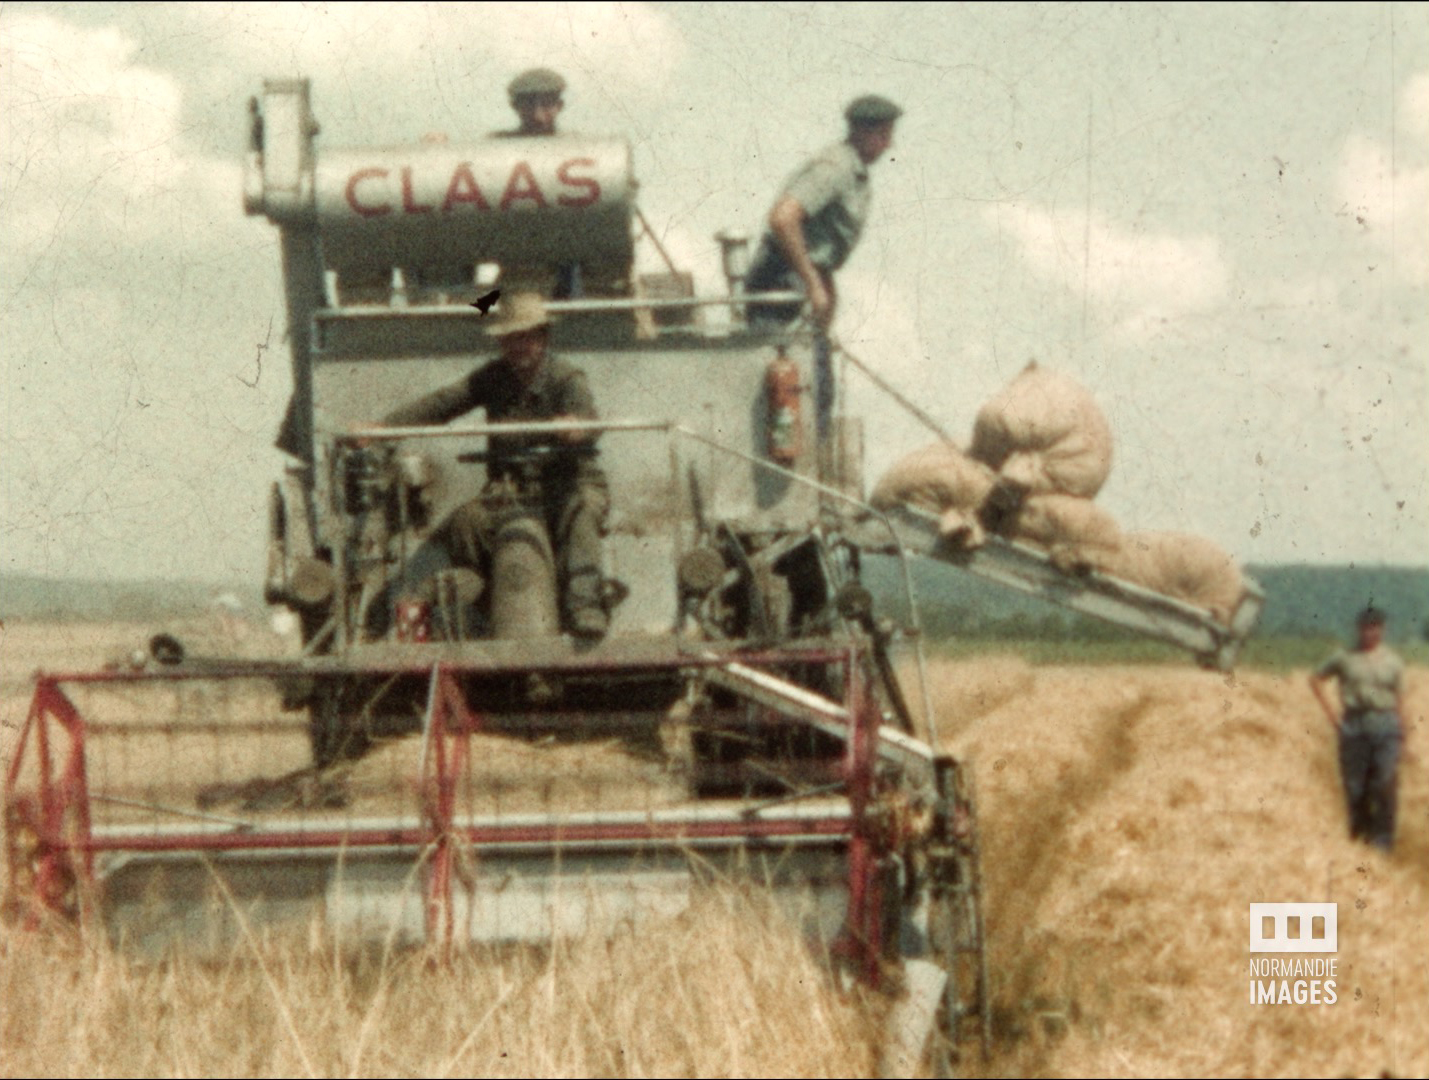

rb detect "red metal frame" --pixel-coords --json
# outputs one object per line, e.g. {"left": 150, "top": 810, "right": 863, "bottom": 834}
{"left": 423, "top": 665, "right": 476, "bottom": 947}
{"left": 4, "top": 644, "right": 892, "bottom": 978}
{"left": 835, "top": 658, "right": 888, "bottom": 987}
{"left": 4, "top": 678, "right": 96, "bottom": 929}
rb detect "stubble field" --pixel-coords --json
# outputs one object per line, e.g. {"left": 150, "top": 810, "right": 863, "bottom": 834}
{"left": 1, "top": 619, "right": 1425, "bottom": 1078}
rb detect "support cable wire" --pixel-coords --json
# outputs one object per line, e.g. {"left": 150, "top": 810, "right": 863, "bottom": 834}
{"left": 832, "top": 336, "right": 961, "bottom": 447}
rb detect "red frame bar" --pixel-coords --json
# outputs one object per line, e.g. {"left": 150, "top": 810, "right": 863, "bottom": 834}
{"left": 5, "top": 645, "right": 891, "bottom": 979}
{"left": 838, "top": 658, "right": 886, "bottom": 987}
{"left": 4, "top": 678, "right": 96, "bottom": 929}
{"left": 423, "top": 665, "right": 477, "bottom": 947}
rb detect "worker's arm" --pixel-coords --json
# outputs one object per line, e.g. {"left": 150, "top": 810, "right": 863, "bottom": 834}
{"left": 382, "top": 366, "right": 493, "bottom": 427}
{"left": 1307, "top": 672, "right": 1341, "bottom": 731}
{"left": 768, "top": 195, "right": 833, "bottom": 328}
{"left": 382, "top": 380, "right": 477, "bottom": 427}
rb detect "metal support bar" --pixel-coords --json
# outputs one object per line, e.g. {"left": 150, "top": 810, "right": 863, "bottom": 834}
{"left": 345, "top": 418, "right": 674, "bottom": 442}
{"left": 4, "top": 678, "right": 96, "bottom": 928}
{"left": 874, "top": 504, "right": 1264, "bottom": 670}
{"left": 314, "top": 291, "right": 806, "bottom": 322}
{"left": 700, "top": 659, "right": 935, "bottom": 776}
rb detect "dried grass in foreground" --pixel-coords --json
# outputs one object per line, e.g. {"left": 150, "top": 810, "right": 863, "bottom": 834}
{"left": 8, "top": 624, "right": 1428, "bottom": 1078}
{"left": 940, "top": 657, "right": 1429, "bottom": 1079}
{"left": 0, "top": 888, "right": 878, "bottom": 1079}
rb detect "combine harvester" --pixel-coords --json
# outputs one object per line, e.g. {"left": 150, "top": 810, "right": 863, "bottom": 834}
{"left": 5, "top": 80, "right": 1261, "bottom": 1069}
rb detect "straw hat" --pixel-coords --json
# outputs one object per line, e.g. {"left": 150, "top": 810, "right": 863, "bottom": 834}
{"left": 485, "top": 291, "right": 552, "bottom": 337}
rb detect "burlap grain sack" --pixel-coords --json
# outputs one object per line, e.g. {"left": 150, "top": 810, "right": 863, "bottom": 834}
{"left": 872, "top": 440, "right": 997, "bottom": 514}
{"left": 937, "top": 508, "right": 987, "bottom": 548}
{"left": 1107, "top": 531, "right": 1245, "bottom": 624}
{"left": 871, "top": 441, "right": 997, "bottom": 546}
{"left": 970, "top": 361, "right": 1113, "bottom": 497}
{"left": 1007, "top": 494, "right": 1122, "bottom": 574}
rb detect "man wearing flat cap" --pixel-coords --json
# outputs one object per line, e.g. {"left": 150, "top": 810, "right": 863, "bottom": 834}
{"left": 745, "top": 94, "right": 901, "bottom": 445}
{"left": 499, "top": 67, "right": 567, "bottom": 137}
{"left": 495, "top": 68, "right": 585, "bottom": 297}
{"left": 383, "top": 292, "right": 611, "bottom": 638}
{"left": 746, "top": 94, "right": 902, "bottom": 330}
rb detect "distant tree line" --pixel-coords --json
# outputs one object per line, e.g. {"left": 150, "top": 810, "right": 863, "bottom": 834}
{"left": 863, "top": 557, "right": 1429, "bottom": 644}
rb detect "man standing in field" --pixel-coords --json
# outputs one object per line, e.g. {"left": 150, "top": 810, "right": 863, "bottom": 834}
{"left": 1308, "top": 607, "right": 1405, "bottom": 852}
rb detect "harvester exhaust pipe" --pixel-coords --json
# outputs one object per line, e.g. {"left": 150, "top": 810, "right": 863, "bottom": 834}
{"left": 715, "top": 230, "right": 750, "bottom": 295}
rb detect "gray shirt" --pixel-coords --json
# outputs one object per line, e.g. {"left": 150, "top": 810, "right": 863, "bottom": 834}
{"left": 757, "top": 140, "right": 872, "bottom": 275}
{"left": 1315, "top": 645, "right": 1404, "bottom": 714}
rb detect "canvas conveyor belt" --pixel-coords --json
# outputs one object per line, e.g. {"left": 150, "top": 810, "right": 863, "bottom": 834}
{"left": 857, "top": 504, "right": 1264, "bottom": 670}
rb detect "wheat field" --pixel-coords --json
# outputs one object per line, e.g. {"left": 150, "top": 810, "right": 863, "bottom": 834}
{"left": 1, "top": 619, "right": 1425, "bottom": 1078}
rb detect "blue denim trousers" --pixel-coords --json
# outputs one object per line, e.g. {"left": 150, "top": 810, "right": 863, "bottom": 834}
{"left": 1338, "top": 710, "right": 1402, "bottom": 851}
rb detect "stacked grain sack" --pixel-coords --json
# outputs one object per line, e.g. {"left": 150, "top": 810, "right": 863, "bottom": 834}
{"left": 968, "top": 362, "right": 1119, "bottom": 574}
{"left": 1103, "top": 531, "right": 1247, "bottom": 626}
{"left": 969, "top": 361, "right": 1113, "bottom": 500}
{"left": 870, "top": 440, "right": 997, "bottom": 547}
{"left": 871, "top": 361, "right": 1246, "bottom": 624}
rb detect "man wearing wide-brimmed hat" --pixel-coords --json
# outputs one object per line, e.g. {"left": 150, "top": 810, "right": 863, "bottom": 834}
{"left": 384, "top": 291, "right": 611, "bottom": 638}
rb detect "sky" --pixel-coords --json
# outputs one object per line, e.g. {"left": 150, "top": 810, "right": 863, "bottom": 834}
{"left": 2, "top": 2, "right": 1426, "bottom": 585}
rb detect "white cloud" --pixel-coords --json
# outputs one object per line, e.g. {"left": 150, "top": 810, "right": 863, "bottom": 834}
{"left": 1336, "top": 72, "right": 1429, "bottom": 286}
{"left": 984, "top": 203, "right": 1231, "bottom": 341}
{"left": 0, "top": 11, "right": 239, "bottom": 281}
{"left": 833, "top": 267, "right": 1023, "bottom": 482}
{"left": 1, "top": 11, "right": 279, "bottom": 581}
{"left": 1402, "top": 71, "right": 1429, "bottom": 142}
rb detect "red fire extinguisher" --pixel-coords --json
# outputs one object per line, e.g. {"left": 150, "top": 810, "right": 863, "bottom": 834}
{"left": 765, "top": 346, "right": 803, "bottom": 464}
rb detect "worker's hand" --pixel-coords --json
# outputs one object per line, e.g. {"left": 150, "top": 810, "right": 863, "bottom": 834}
{"left": 553, "top": 414, "right": 593, "bottom": 443}
{"left": 348, "top": 426, "right": 382, "bottom": 449}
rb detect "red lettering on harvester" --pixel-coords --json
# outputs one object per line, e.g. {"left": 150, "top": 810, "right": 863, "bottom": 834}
{"left": 441, "top": 163, "right": 490, "bottom": 212}
{"left": 556, "top": 158, "right": 601, "bottom": 208}
{"left": 500, "top": 162, "right": 547, "bottom": 210}
{"left": 400, "top": 167, "right": 433, "bottom": 214}
{"left": 346, "top": 168, "right": 391, "bottom": 218}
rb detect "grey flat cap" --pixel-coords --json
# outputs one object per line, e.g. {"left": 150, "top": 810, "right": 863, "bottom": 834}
{"left": 508, "top": 68, "right": 566, "bottom": 102}
{"left": 845, "top": 94, "right": 903, "bottom": 126}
